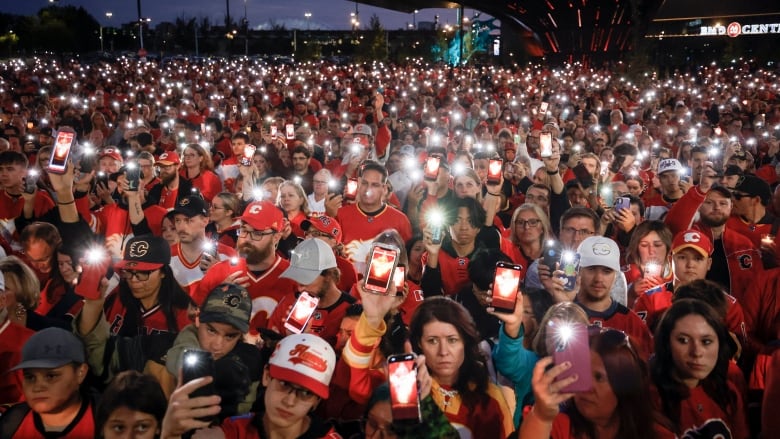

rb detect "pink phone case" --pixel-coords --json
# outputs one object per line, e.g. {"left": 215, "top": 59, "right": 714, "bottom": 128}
{"left": 552, "top": 322, "right": 592, "bottom": 392}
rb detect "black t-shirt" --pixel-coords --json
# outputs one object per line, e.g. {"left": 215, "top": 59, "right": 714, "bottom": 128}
{"left": 707, "top": 238, "right": 731, "bottom": 292}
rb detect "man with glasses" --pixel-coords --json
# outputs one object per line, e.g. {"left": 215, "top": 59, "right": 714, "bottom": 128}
{"left": 301, "top": 215, "right": 357, "bottom": 292}
{"left": 726, "top": 175, "right": 779, "bottom": 267}
{"left": 169, "top": 194, "right": 236, "bottom": 296}
{"left": 147, "top": 151, "right": 193, "bottom": 210}
{"left": 573, "top": 236, "right": 653, "bottom": 359}
{"left": 136, "top": 151, "right": 159, "bottom": 192}
{"left": 194, "top": 200, "right": 296, "bottom": 332}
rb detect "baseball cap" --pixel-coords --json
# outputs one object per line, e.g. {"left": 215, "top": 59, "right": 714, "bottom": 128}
{"left": 731, "top": 150, "right": 748, "bottom": 161}
{"left": 157, "top": 151, "right": 180, "bottom": 166}
{"left": 100, "top": 148, "right": 124, "bottom": 163}
{"left": 115, "top": 234, "right": 171, "bottom": 271}
{"left": 577, "top": 236, "right": 621, "bottom": 272}
{"left": 301, "top": 215, "right": 343, "bottom": 243}
{"left": 241, "top": 201, "right": 284, "bottom": 232}
{"left": 280, "top": 239, "right": 337, "bottom": 285}
{"left": 398, "top": 144, "right": 415, "bottom": 156}
{"left": 657, "top": 158, "right": 683, "bottom": 175}
{"left": 733, "top": 174, "right": 772, "bottom": 205}
{"left": 672, "top": 229, "right": 713, "bottom": 258}
{"left": 350, "top": 136, "right": 369, "bottom": 148}
{"left": 172, "top": 194, "right": 208, "bottom": 218}
{"left": 199, "top": 283, "right": 252, "bottom": 333}
{"left": 12, "top": 328, "right": 85, "bottom": 370}
{"left": 353, "top": 123, "right": 373, "bottom": 136}
{"left": 268, "top": 333, "right": 336, "bottom": 399}
{"left": 723, "top": 165, "right": 744, "bottom": 177}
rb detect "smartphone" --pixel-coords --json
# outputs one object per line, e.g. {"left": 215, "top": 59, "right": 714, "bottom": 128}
{"left": 364, "top": 243, "right": 400, "bottom": 295}
{"left": 540, "top": 132, "right": 553, "bottom": 158}
{"left": 614, "top": 196, "right": 630, "bottom": 213}
{"left": 462, "top": 135, "right": 474, "bottom": 150}
{"left": 492, "top": 262, "right": 522, "bottom": 313}
{"left": 270, "top": 124, "right": 278, "bottom": 137}
{"left": 284, "top": 292, "right": 320, "bottom": 334}
{"left": 609, "top": 155, "right": 626, "bottom": 174}
{"left": 559, "top": 251, "right": 581, "bottom": 291}
{"left": 74, "top": 248, "right": 109, "bottom": 300}
{"left": 125, "top": 162, "right": 140, "bottom": 192}
{"left": 540, "top": 102, "right": 549, "bottom": 114}
{"left": 343, "top": 178, "right": 358, "bottom": 201}
{"left": 714, "top": 127, "right": 722, "bottom": 136}
{"left": 387, "top": 353, "right": 422, "bottom": 424}
{"left": 600, "top": 186, "right": 614, "bottom": 207}
{"left": 572, "top": 163, "right": 593, "bottom": 188}
{"left": 232, "top": 105, "right": 237, "bottom": 113}
{"left": 548, "top": 321, "right": 592, "bottom": 392}
{"left": 285, "top": 123, "right": 295, "bottom": 140}
{"left": 49, "top": 129, "right": 77, "bottom": 174}
{"left": 487, "top": 158, "right": 503, "bottom": 185}
{"left": 393, "top": 266, "right": 405, "bottom": 291}
{"left": 24, "top": 169, "right": 40, "bottom": 194}
{"left": 181, "top": 349, "right": 218, "bottom": 423}
{"left": 542, "top": 240, "right": 562, "bottom": 271}
{"left": 423, "top": 156, "right": 441, "bottom": 181}
{"left": 96, "top": 171, "right": 109, "bottom": 188}
{"left": 240, "top": 144, "right": 256, "bottom": 167}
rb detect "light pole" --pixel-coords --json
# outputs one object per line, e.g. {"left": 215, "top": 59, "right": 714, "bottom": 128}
{"left": 243, "top": 0, "right": 248, "bottom": 55}
{"left": 100, "top": 12, "right": 112, "bottom": 53}
{"left": 413, "top": 9, "right": 418, "bottom": 30}
{"left": 304, "top": 12, "right": 311, "bottom": 30}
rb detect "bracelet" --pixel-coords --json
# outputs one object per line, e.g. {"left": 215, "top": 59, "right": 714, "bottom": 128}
{"left": 58, "top": 200, "right": 76, "bottom": 205}
{"left": 546, "top": 169, "right": 559, "bottom": 175}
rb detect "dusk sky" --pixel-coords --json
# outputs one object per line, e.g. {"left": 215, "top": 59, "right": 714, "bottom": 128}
{"left": 1, "top": 0, "right": 481, "bottom": 31}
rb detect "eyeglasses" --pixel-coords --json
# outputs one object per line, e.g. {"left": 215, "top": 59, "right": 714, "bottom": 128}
{"left": 561, "top": 226, "right": 595, "bottom": 237}
{"left": 238, "top": 227, "right": 276, "bottom": 241}
{"left": 272, "top": 378, "right": 317, "bottom": 402}
{"left": 515, "top": 218, "right": 541, "bottom": 228}
{"left": 362, "top": 417, "right": 398, "bottom": 438}
{"left": 313, "top": 180, "right": 329, "bottom": 185}
{"left": 119, "top": 269, "right": 153, "bottom": 281}
{"left": 305, "top": 230, "right": 334, "bottom": 240}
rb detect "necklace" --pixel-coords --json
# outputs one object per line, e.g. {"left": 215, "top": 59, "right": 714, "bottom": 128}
{"left": 437, "top": 386, "right": 459, "bottom": 408}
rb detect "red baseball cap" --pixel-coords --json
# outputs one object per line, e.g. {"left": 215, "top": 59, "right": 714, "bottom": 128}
{"left": 301, "top": 215, "right": 343, "bottom": 243}
{"left": 99, "top": 148, "right": 123, "bottom": 163}
{"left": 241, "top": 201, "right": 284, "bottom": 232}
{"left": 672, "top": 229, "right": 713, "bottom": 258}
{"left": 157, "top": 151, "right": 180, "bottom": 166}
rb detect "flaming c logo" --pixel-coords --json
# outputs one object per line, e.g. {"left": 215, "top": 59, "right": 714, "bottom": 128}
{"left": 128, "top": 241, "right": 149, "bottom": 258}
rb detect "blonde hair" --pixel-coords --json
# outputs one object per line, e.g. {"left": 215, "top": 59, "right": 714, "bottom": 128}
{"left": 0, "top": 256, "right": 41, "bottom": 310}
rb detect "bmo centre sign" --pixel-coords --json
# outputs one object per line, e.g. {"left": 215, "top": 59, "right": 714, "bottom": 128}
{"left": 700, "top": 22, "right": 780, "bottom": 38}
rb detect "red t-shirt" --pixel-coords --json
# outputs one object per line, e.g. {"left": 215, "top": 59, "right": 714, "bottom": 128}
{"left": 0, "top": 320, "right": 34, "bottom": 405}
{"left": 336, "top": 203, "right": 412, "bottom": 269}
{"left": 181, "top": 169, "right": 222, "bottom": 202}
{"left": 103, "top": 289, "right": 192, "bottom": 336}
{"left": 10, "top": 400, "right": 95, "bottom": 439}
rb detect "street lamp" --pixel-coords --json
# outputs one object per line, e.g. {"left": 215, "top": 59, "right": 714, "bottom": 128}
{"left": 304, "top": 12, "right": 311, "bottom": 30}
{"left": 100, "top": 12, "right": 112, "bottom": 53}
{"left": 413, "top": 9, "right": 418, "bottom": 30}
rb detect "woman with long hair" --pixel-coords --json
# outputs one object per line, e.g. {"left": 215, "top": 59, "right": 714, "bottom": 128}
{"left": 180, "top": 143, "right": 222, "bottom": 202}
{"left": 624, "top": 220, "right": 674, "bottom": 307}
{"left": 277, "top": 180, "right": 310, "bottom": 239}
{"left": 650, "top": 299, "right": 749, "bottom": 439}
{"left": 208, "top": 192, "right": 241, "bottom": 247}
{"left": 409, "top": 296, "right": 514, "bottom": 438}
{"left": 520, "top": 327, "right": 664, "bottom": 439}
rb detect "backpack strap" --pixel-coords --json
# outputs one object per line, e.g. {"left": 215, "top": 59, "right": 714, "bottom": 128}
{"left": 0, "top": 402, "right": 30, "bottom": 439}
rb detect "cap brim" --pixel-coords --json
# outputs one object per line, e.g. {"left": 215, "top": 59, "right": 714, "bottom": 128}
{"left": 157, "top": 161, "right": 177, "bottom": 166}
{"left": 279, "top": 266, "right": 320, "bottom": 285}
{"left": 11, "top": 358, "right": 73, "bottom": 371}
{"left": 114, "top": 260, "right": 164, "bottom": 271}
{"left": 199, "top": 311, "right": 249, "bottom": 334}
{"left": 269, "top": 364, "right": 329, "bottom": 399}
{"left": 672, "top": 244, "right": 709, "bottom": 258}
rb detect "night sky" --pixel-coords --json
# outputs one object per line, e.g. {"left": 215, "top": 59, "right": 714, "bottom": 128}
{"left": 2, "top": 0, "right": 476, "bottom": 31}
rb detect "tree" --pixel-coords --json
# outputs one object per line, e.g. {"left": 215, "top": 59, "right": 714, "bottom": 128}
{"left": 356, "top": 13, "right": 387, "bottom": 62}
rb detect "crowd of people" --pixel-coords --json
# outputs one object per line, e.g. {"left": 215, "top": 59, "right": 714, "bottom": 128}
{"left": 0, "top": 54, "right": 778, "bottom": 438}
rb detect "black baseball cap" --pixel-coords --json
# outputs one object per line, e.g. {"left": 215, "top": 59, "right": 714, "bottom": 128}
{"left": 172, "top": 194, "right": 208, "bottom": 218}
{"left": 115, "top": 234, "right": 171, "bottom": 271}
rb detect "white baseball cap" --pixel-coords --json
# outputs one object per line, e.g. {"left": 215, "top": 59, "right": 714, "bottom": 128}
{"left": 280, "top": 239, "right": 337, "bottom": 285}
{"left": 268, "top": 334, "right": 336, "bottom": 399}
{"left": 577, "top": 236, "right": 621, "bottom": 272}
{"left": 657, "top": 158, "right": 683, "bottom": 175}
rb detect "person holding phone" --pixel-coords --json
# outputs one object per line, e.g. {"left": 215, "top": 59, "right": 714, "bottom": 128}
{"left": 508, "top": 203, "right": 553, "bottom": 273}
{"left": 651, "top": 299, "right": 749, "bottom": 439}
{"left": 623, "top": 221, "right": 674, "bottom": 307}
{"left": 0, "top": 151, "right": 55, "bottom": 244}
{"left": 160, "top": 333, "right": 339, "bottom": 439}
{"left": 276, "top": 180, "right": 310, "bottom": 239}
{"left": 408, "top": 297, "right": 514, "bottom": 438}
{"left": 267, "top": 238, "right": 357, "bottom": 347}
{"left": 180, "top": 144, "right": 222, "bottom": 203}
{"left": 520, "top": 327, "right": 665, "bottom": 439}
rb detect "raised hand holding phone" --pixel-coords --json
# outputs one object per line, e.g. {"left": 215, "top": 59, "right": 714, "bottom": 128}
{"left": 75, "top": 247, "right": 112, "bottom": 300}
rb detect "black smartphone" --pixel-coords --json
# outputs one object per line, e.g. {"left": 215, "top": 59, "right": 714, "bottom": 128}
{"left": 542, "top": 240, "right": 562, "bottom": 271}
{"left": 387, "top": 353, "right": 422, "bottom": 424}
{"left": 492, "top": 262, "right": 522, "bottom": 313}
{"left": 96, "top": 171, "right": 109, "bottom": 188}
{"left": 559, "top": 251, "right": 581, "bottom": 292}
{"left": 125, "top": 163, "right": 140, "bottom": 192}
{"left": 181, "top": 349, "right": 217, "bottom": 398}
{"left": 572, "top": 163, "right": 593, "bottom": 188}
{"left": 609, "top": 155, "right": 626, "bottom": 173}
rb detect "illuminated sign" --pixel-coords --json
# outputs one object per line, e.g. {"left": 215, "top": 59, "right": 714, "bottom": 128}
{"left": 700, "top": 22, "right": 780, "bottom": 37}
